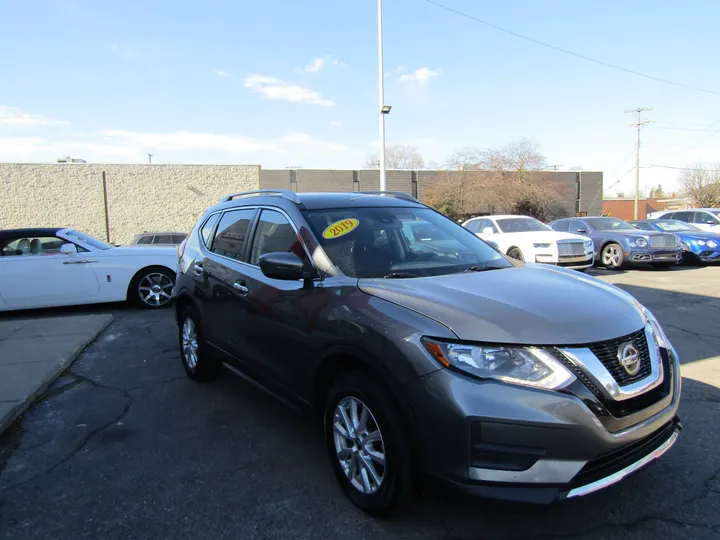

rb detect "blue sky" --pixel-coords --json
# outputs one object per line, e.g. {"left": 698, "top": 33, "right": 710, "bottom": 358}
{"left": 2, "top": 0, "right": 720, "bottom": 194}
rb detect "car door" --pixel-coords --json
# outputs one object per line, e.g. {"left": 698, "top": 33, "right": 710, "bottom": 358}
{"left": 691, "top": 211, "right": 720, "bottom": 231}
{"left": 200, "top": 208, "right": 258, "bottom": 352}
{"left": 0, "top": 235, "right": 100, "bottom": 310}
{"left": 235, "top": 207, "right": 317, "bottom": 393}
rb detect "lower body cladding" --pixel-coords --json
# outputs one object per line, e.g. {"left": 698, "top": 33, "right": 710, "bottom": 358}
{"left": 407, "top": 346, "right": 681, "bottom": 503}
{"left": 535, "top": 253, "right": 594, "bottom": 270}
{"left": 627, "top": 249, "right": 681, "bottom": 264}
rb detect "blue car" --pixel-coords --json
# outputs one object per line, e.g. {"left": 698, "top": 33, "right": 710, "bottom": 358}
{"left": 548, "top": 216, "right": 681, "bottom": 270}
{"left": 629, "top": 219, "right": 720, "bottom": 264}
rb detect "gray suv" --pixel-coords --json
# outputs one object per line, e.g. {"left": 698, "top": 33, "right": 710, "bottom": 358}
{"left": 173, "top": 190, "right": 682, "bottom": 515}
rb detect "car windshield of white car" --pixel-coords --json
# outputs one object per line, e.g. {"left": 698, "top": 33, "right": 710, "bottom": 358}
{"left": 585, "top": 218, "right": 634, "bottom": 231}
{"left": 655, "top": 220, "right": 698, "bottom": 232}
{"left": 303, "top": 207, "right": 512, "bottom": 279}
{"left": 495, "top": 218, "right": 550, "bottom": 233}
{"left": 64, "top": 230, "right": 114, "bottom": 250}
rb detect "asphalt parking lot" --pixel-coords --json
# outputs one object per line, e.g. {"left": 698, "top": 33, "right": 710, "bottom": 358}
{"left": 1, "top": 267, "right": 719, "bottom": 540}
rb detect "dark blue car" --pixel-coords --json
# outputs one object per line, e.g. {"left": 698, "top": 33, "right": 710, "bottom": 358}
{"left": 548, "top": 216, "right": 681, "bottom": 270}
{"left": 629, "top": 219, "right": 720, "bottom": 264}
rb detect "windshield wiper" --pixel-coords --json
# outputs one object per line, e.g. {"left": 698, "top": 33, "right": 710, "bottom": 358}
{"left": 464, "top": 265, "right": 504, "bottom": 273}
{"left": 383, "top": 272, "right": 417, "bottom": 279}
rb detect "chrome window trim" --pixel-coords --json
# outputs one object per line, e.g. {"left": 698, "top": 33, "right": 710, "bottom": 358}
{"left": 558, "top": 325, "right": 664, "bottom": 402}
{"left": 199, "top": 205, "right": 320, "bottom": 275}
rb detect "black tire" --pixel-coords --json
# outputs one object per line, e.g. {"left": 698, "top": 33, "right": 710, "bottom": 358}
{"left": 507, "top": 247, "right": 524, "bottom": 261}
{"left": 601, "top": 243, "right": 625, "bottom": 270}
{"left": 324, "top": 370, "right": 412, "bottom": 516}
{"left": 129, "top": 266, "right": 175, "bottom": 309}
{"left": 178, "top": 306, "right": 221, "bottom": 381}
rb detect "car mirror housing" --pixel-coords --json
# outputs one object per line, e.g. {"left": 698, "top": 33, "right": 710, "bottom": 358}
{"left": 60, "top": 243, "right": 78, "bottom": 255}
{"left": 258, "top": 252, "right": 315, "bottom": 284}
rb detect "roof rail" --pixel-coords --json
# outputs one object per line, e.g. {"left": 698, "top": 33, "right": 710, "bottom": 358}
{"left": 220, "top": 189, "right": 302, "bottom": 204}
{"left": 354, "top": 191, "right": 419, "bottom": 202}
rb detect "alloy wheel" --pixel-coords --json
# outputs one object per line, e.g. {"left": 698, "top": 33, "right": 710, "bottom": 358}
{"left": 332, "top": 397, "right": 386, "bottom": 494}
{"left": 602, "top": 246, "right": 621, "bottom": 267}
{"left": 182, "top": 317, "right": 199, "bottom": 369}
{"left": 138, "top": 272, "right": 174, "bottom": 306}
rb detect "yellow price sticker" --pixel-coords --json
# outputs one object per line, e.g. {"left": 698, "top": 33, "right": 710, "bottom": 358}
{"left": 322, "top": 218, "right": 359, "bottom": 239}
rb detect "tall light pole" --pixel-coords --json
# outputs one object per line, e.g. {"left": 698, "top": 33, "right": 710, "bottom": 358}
{"left": 624, "top": 108, "right": 653, "bottom": 219}
{"left": 378, "top": 0, "right": 387, "bottom": 191}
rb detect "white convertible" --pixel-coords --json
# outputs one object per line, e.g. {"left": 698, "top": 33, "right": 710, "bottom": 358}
{"left": 0, "top": 227, "right": 179, "bottom": 312}
{"left": 462, "top": 215, "right": 594, "bottom": 270}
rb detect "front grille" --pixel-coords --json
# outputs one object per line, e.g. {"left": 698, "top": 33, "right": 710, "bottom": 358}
{"left": 650, "top": 234, "right": 677, "bottom": 248}
{"left": 558, "top": 242, "right": 585, "bottom": 256}
{"left": 569, "top": 421, "right": 677, "bottom": 488}
{"left": 588, "top": 329, "right": 652, "bottom": 386}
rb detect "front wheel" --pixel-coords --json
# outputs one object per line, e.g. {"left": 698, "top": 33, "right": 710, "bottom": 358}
{"left": 507, "top": 247, "right": 524, "bottom": 261}
{"left": 324, "top": 371, "right": 412, "bottom": 516}
{"left": 601, "top": 243, "right": 625, "bottom": 270}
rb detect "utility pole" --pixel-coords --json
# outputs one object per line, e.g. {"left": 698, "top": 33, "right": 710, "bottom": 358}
{"left": 148, "top": 153, "right": 153, "bottom": 164}
{"left": 377, "top": 0, "right": 387, "bottom": 191}
{"left": 625, "top": 108, "right": 653, "bottom": 219}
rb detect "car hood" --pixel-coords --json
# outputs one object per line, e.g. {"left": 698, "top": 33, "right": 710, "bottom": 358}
{"left": 679, "top": 232, "right": 720, "bottom": 242}
{"left": 497, "top": 230, "right": 588, "bottom": 242}
{"left": 358, "top": 265, "right": 645, "bottom": 345}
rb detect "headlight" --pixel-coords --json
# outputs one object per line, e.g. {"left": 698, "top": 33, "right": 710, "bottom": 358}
{"left": 533, "top": 243, "right": 551, "bottom": 248}
{"left": 584, "top": 240, "right": 593, "bottom": 248}
{"left": 635, "top": 238, "right": 648, "bottom": 248}
{"left": 421, "top": 338, "right": 576, "bottom": 390}
{"left": 635, "top": 303, "right": 671, "bottom": 349}
{"left": 708, "top": 240, "right": 718, "bottom": 248}
{"left": 697, "top": 240, "right": 706, "bottom": 246}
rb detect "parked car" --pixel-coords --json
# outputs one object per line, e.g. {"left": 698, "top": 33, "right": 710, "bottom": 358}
{"left": 462, "top": 215, "right": 594, "bottom": 270}
{"left": 548, "top": 217, "right": 681, "bottom": 270}
{"left": 173, "top": 190, "right": 681, "bottom": 514}
{"left": 646, "top": 208, "right": 720, "bottom": 231}
{"left": 130, "top": 231, "right": 187, "bottom": 246}
{"left": 629, "top": 219, "right": 720, "bottom": 264}
{"left": 0, "top": 228, "right": 178, "bottom": 311}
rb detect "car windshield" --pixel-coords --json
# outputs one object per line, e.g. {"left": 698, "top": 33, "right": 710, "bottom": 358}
{"left": 653, "top": 220, "right": 700, "bottom": 232}
{"left": 708, "top": 210, "right": 720, "bottom": 217}
{"left": 584, "top": 217, "right": 635, "bottom": 231}
{"left": 63, "top": 229, "right": 114, "bottom": 250}
{"left": 495, "top": 217, "right": 550, "bottom": 233}
{"left": 303, "top": 207, "right": 512, "bottom": 278}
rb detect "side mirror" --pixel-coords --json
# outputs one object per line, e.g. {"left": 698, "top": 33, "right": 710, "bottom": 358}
{"left": 482, "top": 227, "right": 495, "bottom": 235}
{"left": 60, "top": 243, "right": 78, "bottom": 255}
{"left": 258, "top": 252, "right": 314, "bottom": 283}
{"left": 485, "top": 240, "right": 500, "bottom": 251}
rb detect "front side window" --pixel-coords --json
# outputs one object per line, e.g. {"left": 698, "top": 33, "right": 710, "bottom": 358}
{"left": 495, "top": 217, "right": 550, "bottom": 233}
{"left": 551, "top": 220, "right": 570, "bottom": 232}
{"left": 583, "top": 218, "right": 634, "bottom": 231}
{"left": 249, "top": 209, "right": 305, "bottom": 265}
{"left": 695, "top": 211, "right": 720, "bottom": 224}
{"left": 303, "top": 207, "right": 511, "bottom": 278}
{"left": 569, "top": 219, "right": 589, "bottom": 233}
{"left": 211, "top": 209, "right": 256, "bottom": 261}
{"left": 630, "top": 222, "right": 654, "bottom": 231}
{"left": 0, "top": 236, "right": 68, "bottom": 257}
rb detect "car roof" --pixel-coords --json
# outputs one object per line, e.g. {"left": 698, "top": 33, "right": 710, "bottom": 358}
{"left": 0, "top": 227, "right": 64, "bottom": 239}
{"left": 475, "top": 215, "right": 534, "bottom": 220}
{"left": 209, "top": 192, "right": 424, "bottom": 213}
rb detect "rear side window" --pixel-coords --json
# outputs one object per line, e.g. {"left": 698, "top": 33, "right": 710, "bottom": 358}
{"left": 153, "top": 235, "right": 172, "bottom": 244}
{"left": 551, "top": 220, "right": 570, "bottom": 232}
{"left": 137, "top": 235, "right": 153, "bottom": 244}
{"left": 211, "top": 209, "right": 256, "bottom": 261}
{"left": 200, "top": 214, "right": 221, "bottom": 246}
{"left": 673, "top": 211, "right": 692, "bottom": 222}
{"left": 249, "top": 209, "right": 305, "bottom": 266}
{"left": 172, "top": 235, "right": 186, "bottom": 244}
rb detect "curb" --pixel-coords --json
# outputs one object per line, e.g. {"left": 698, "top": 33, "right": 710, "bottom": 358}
{"left": 0, "top": 314, "right": 114, "bottom": 436}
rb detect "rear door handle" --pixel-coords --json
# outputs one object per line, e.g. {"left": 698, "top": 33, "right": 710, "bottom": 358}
{"left": 233, "top": 281, "right": 249, "bottom": 295}
{"left": 193, "top": 263, "right": 205, "bottom": 276}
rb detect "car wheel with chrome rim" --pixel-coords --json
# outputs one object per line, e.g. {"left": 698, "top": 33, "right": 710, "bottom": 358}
{"left": 178, "top": 306, "right": 220, "bottom": 381}
{"left": 601, "top": 243, "right": 625, "bottom": 270}
{"left": 130, "top": 267, "right": 175, "bottom": 308}
{"left": 324, "top": 370, "right": 412, "bottom": 515}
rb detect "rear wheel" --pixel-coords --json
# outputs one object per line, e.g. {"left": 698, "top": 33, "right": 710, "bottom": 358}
{"left": 324, "top": 371, "right": 412, "bottom": 516}
{"left": 601, "top": 243, "right": 625, "bottom": 270}
{"left": 507, "top": 247, "right": 524, "bottom": 261}
{"left": 130, "top": 267, "right": 175, "bottom": 308}
{"left": 178, "top": 307, "right": 220, "bottom": 381}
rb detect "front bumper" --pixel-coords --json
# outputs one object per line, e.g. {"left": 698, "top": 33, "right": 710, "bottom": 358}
{"left": 535, "top": 253, "right": 594, "bottom": 269}
{"left": 408, "top": 342, "right": 681, "bottom": 503}
{"left": 626, "top": 249, "right": 681, "bottom": 264}
{"left": 685, "top": 247, "right": 720, "bottom": 262}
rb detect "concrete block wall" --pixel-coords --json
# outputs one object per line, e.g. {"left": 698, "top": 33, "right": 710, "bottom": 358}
{"left": 0, "top": 164, "right": 260, "bottom": 244}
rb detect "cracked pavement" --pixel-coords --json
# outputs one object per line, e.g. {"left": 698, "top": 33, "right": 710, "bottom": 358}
{"left": 1, "top": 267, "right": 720, "bottom": 540}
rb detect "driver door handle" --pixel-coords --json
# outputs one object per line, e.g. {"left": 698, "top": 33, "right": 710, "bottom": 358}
{"left": 233, "top": 281, "right": 249, "bottom": 295}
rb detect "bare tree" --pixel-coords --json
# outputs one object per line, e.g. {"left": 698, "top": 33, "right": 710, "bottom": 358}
{"left": 364, "top": 144, "right": 425, "bottom": 169}
{"left": 678, "top": 164, "right": 720, "bottom": 207}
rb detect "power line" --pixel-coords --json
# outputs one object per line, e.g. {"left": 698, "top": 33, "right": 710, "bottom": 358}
{"left": 603, "top": 167, "right": 636, "bottom": 192}
{"left": 421, "top": 0, "right": 720, "bottom": 97}
{"left": 649, "top": 164, "right": 720, "bottom": 172}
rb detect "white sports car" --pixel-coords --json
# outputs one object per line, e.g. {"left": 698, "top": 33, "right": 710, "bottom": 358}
{"left": 0, "top": 227, "right": 179, "bottom": 312}
{"left": 462, "top": 215, "right": 594, "bottom": 270}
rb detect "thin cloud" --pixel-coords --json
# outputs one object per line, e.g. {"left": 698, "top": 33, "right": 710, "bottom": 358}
{"left": 398, "top": 67, "right": 440, "bottom": 86}
{"left": 330, "top": 120, "right": 342, "bottom": 127}
{"left": 243, "top": 74, "right": 335, "bottom": 107}
{"left": 214, "top": 69, "right": 229, "bottom": 78}
{"left": 303, "top": 55, "right": 347, "bottom": 73}
{"left": 0, "top": 106, "right": 68, "bottom": 126}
